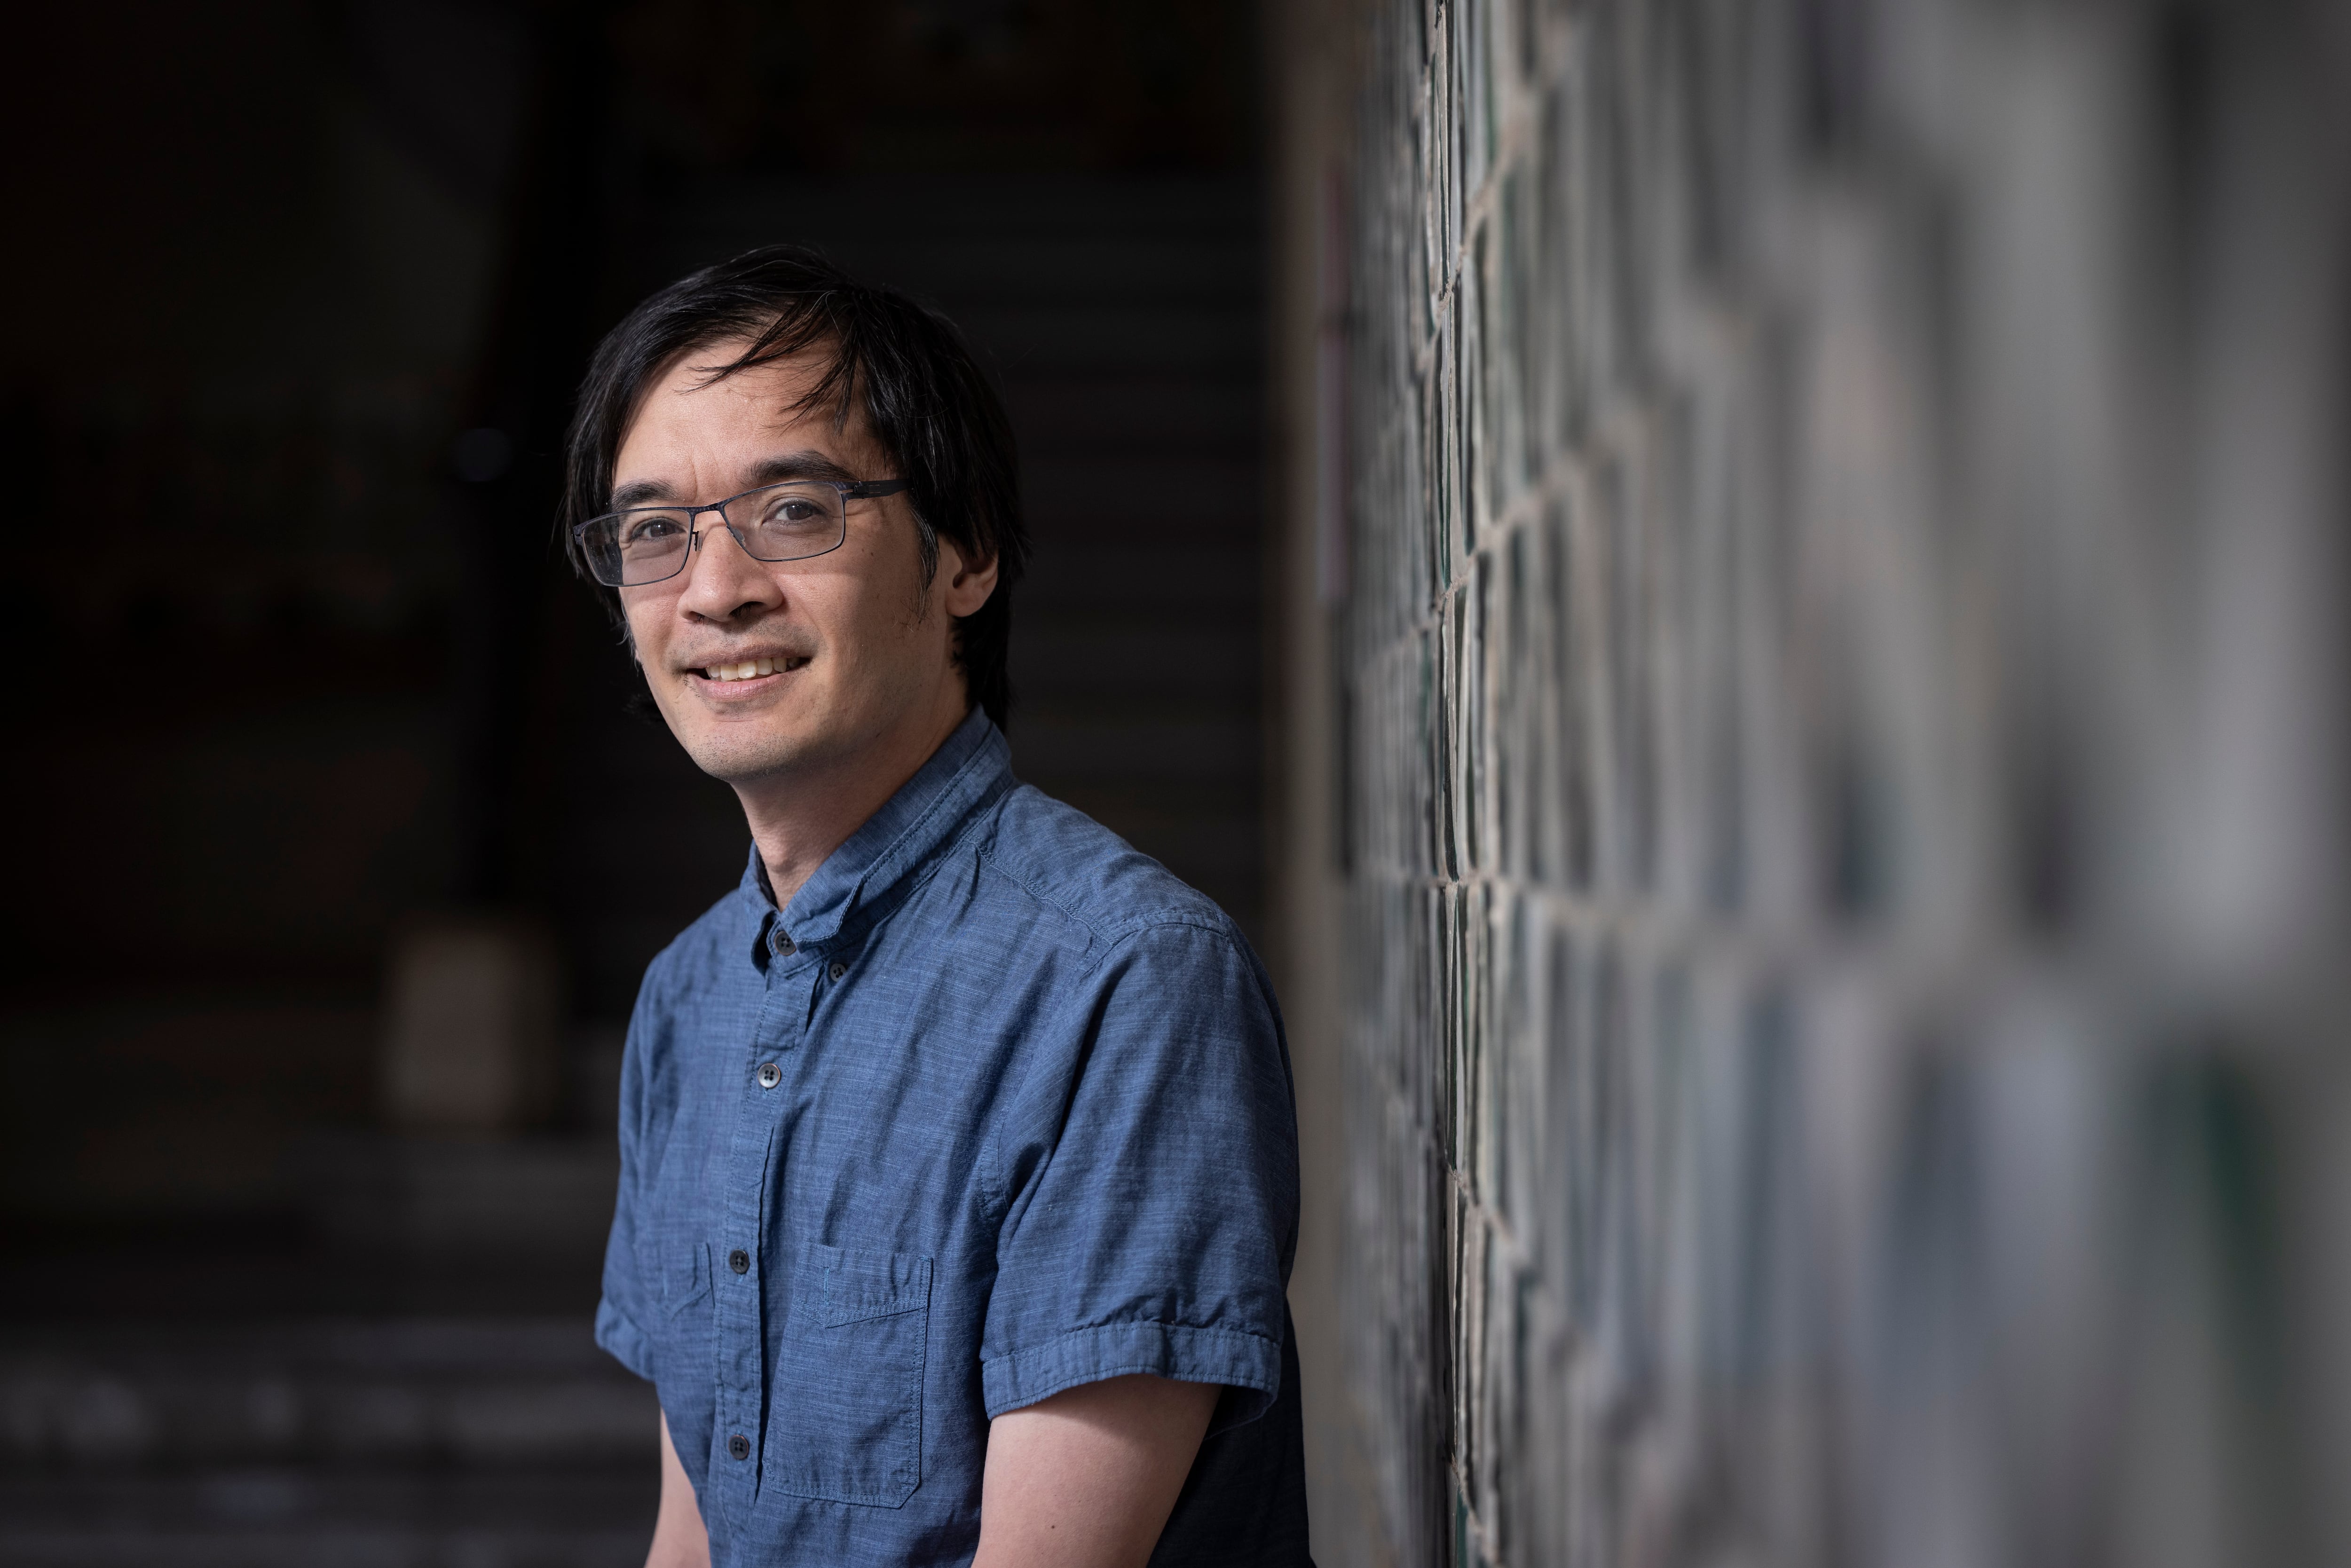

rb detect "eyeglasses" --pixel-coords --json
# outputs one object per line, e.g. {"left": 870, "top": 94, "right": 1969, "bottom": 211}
{"left": 574, "top": 478, "right": 909, "bottom": 587}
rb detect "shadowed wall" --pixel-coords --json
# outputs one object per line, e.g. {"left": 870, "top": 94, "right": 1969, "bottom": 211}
{"left": 1269, "top": 1, "right": 2351, "bottom": 1564}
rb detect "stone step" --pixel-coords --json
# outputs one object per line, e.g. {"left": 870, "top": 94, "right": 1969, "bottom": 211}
{"left": 0, "top": 1470, "right": 653, "bottom": 1568}
{"left": 0, "top": 1319, "right": 656, "bottom": 1472}
{"left": 292, "top": 1133, "right": 622, "bottom": 1262}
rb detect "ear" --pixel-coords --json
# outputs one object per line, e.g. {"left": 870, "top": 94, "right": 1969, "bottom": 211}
{"left": 939, "top": 536, "right": 1000, "bottom": 618}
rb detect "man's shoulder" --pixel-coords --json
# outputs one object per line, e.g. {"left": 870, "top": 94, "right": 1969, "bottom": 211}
{"left": 971, "top": 783, "right": 1241, "bottom": 955}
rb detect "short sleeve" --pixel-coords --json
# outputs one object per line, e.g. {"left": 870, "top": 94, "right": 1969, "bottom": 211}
{"left": 980, "top": 922, "right": 1299, "bottom": 1432}
{"left": 595, "top": 990, "right": 659, "bottom": 1382}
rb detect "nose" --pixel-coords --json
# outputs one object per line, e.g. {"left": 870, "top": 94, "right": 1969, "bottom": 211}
{"left": 674, "top": 515, "right": 782, "bottom": 623}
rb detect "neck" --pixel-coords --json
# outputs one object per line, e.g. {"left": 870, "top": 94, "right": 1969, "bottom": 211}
{"left": 735, "top": 691, "right": 974, "bottom": 914}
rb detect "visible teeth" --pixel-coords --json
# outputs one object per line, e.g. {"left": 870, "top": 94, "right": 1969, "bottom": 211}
{"left": 701, "top": 657, "right": 804, "bottom": 682}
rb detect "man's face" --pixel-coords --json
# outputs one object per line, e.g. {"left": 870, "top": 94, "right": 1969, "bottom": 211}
{"left": 612, "top": 344, "right": 987, "bottom": 789}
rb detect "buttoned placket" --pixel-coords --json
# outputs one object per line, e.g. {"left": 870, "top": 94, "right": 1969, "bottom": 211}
{"left": 710, "top": 915, "right": 853, "bottom": 1529}
{"left": 677, "top": 714, "right": 998, "bottom": 1536}
{"left": 707, "top": 918, "right": 809, "bottom": 1526}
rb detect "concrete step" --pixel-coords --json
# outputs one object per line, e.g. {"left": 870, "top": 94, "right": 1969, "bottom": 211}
{"left": 0, "top": 1470, "right": 652, "bottom": 1568}
{"left": 0, "top": 1318, "right": 656, "bottom": 1472}
{"left": 292, "top": 1134, "right": 621, "bottom": 1263}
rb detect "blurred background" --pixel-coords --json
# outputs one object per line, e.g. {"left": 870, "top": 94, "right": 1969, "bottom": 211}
{"left": 8, "top": 0, "right": 2351, "bottom": 1565}
{"left": 0, "top": 0, "right": 1263, "bottom": 1559}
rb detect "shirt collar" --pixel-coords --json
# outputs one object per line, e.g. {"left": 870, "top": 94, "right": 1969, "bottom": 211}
{"left": 734, "top": 707, "right": 1012, "bottom": 952}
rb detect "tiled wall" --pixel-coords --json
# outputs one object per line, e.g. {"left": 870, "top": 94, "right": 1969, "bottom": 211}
{"left": 1318, "top": 2, "right": 2351, "bottom": 1564}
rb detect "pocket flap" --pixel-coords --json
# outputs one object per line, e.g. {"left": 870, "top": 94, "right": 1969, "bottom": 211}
{"left": 813, "top": 1245, "right": 933, "bottom": 1328}
{"left": 660, "top": 1238, "right": 712, "bottom": 1316}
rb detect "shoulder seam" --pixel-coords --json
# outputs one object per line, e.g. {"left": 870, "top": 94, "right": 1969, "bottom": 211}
{"left": 1095, "top": 911, "right": 1241, "bottom": 945}
{"left": 975, "top": 842, "right": 1105, "bottom": 946}
{"left": 1070, "top": 913, "right": 1249, "bottom": 986}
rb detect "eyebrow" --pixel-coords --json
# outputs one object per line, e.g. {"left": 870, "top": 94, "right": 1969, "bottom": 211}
{"left": 607, "top": 450, "right": 862, "bottom": 510}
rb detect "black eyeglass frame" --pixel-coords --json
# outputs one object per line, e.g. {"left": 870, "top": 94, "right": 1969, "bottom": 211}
{"left": 573, "top": 477, "right": 910, "bottom": 588}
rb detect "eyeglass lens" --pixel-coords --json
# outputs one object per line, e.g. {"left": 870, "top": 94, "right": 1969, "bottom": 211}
{"left": 583, "top": 481, "right": 848, "bottom": 586}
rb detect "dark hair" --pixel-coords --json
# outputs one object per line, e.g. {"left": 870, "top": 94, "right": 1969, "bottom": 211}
{"left": 561, "top": 245, "right": 1028, "bottom": 727}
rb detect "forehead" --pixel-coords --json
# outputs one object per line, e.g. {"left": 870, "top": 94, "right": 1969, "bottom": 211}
{"left": 615, "top": 342, "right": 877, "bottom": 475}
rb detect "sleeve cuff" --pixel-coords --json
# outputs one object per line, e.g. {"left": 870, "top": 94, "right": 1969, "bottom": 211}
{"left": 981, "top": 1321, "right": 1282, "bottom": 1433}
{"left": 595, "top": 1295, "right": 656, "bottom": 1381}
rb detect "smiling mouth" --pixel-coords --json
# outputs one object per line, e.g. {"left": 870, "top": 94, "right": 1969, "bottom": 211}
{"left": 693, "top": 655, "right": 810, "bottom": 683}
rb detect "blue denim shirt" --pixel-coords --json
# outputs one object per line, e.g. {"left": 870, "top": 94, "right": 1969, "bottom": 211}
{"left": 596, "top": 709, "right": 1309, "bottom": 1565}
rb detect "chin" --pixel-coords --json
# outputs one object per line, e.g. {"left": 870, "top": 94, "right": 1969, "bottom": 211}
{"left": 685, "top": 730, "right": 812, "bottom": 785}
{"left": 681, "top": 709, "right": 860, "bottom": 784}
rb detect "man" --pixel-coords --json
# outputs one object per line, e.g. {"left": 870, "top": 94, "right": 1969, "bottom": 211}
{"left": 569, "top": 246, "right": 1309, "bottom": 1567}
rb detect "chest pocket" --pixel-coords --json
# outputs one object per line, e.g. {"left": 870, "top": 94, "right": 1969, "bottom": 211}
{"left": 763, "top": 1243, "right": 933, "bottom": 1508}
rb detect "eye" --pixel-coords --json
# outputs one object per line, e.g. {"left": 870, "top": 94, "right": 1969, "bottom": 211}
{"left": 764, "top": 497, "right": 826, "bottom": 525}
{"left": 623, "top": 514, "right": 685, "bottom": 544}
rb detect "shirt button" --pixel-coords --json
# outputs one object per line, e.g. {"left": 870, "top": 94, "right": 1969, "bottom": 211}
{"left": 828, "top": 960, "right": 847, "bottom": 980}
{"left": 757, "top": 1062, "right": 781, "bottom": 1089}
{"left": 728, "top": 1433, "right": 751, "bottom": 1461}
{"left": 728, "top": 1248, "right": 749, "bottom": 1274}
{"left": 773, "top": 932, "right": 795, "bottom": 955}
